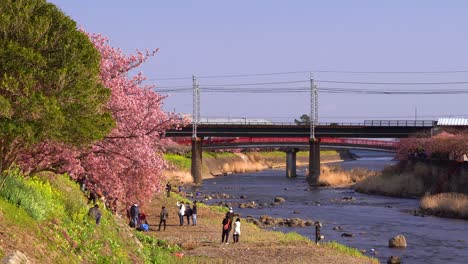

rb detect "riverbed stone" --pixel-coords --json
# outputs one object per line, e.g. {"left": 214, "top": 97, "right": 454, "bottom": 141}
{"left": 387, "top": 256, "right": 401, "bottom": 264}
{"left": 389, "top": 235, "right": 407, "bottom": 248}
{"left": 341, "top": 233, "right": 355, "bottom": 237}
{"left": 274, "top": 196, "right": 286, "bottom": 203}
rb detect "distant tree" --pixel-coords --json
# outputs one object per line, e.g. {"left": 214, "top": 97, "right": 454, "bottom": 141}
{"left": 0, "top": 0, "right": 114, "bottom": 172}
{"left": 397, "top": 132, "right": 468, "bottom": 161}
{"left": 294, "top": 114, "right": 311, "bottom": 125}
{"left": 20, "top": 33, "right": 185, "bottom": 207}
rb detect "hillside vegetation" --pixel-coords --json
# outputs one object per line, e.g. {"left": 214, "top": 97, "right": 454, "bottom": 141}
{"left": 0, "top": 169, "right": 185, "bottom": 263}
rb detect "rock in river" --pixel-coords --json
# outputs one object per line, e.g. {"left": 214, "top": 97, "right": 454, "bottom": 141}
{"left": 389, "top": 235, "right": 407, "bottom": 248}
{"left": 387, "top": 256, "right": 401, "bottom": 264}
{"left": 274, "top": 196, "right": 286, "bottom": 203}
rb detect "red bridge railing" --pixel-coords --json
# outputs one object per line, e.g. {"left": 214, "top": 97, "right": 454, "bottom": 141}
{"left": 172, "top": 137, "right": 398, "bottom": 149}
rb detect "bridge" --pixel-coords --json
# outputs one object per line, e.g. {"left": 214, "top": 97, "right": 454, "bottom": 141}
{"left": 166, "top": 120, "right": 435, "bottom": 184}
{"left": 173, "top": 137, "right": 398, "bottom": 151}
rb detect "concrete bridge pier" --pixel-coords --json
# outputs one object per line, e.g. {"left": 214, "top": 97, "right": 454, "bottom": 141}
{"left": 191, "top": 137, "right": 203, "bottom": 184}
{"left": 285, "top": 148, "right": 299, "bottom": 178}
{"left": 307, "top": 138, "right": 321, "bottom": 185}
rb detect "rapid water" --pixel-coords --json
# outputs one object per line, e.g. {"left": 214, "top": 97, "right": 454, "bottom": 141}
{"left": 193, "top": 150, "right": 468, "bottom": 264}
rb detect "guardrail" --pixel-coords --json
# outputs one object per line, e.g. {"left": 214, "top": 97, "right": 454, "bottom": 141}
{"left": 173, "top": 137, "right": 399, "bottom": 148}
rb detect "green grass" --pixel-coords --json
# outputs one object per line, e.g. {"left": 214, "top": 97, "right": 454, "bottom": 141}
{"left": 0, "top": 169, "right": 66, "bottom": 221}
{"left": 203, "top": 151, "right": 237, "bottom": 159}
{"left": 323, "top": 241, "right": 376, "bottom": 261}
{"left": 248, "top": 150, "right": 339, "bottom": 158}
{"left": 276, "top": 231, "right": 312, "bottom": 244}
{"left": 0, "top": 170, "right": 177, "bottom": 263}
{"left": 164, "top": 153, "right": 192, "bottom": 171}
{"left": 0, "top": 198, "right": 36, "bottom": 228}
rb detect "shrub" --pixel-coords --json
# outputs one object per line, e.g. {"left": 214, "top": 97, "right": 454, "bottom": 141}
{"left": 0, "top": 169, "right": 65, "bottom": 221}
{"left": 420, "top": 193, "right": 468, "bottom": 219}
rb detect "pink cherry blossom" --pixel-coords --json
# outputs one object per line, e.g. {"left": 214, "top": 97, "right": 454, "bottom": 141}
{"left": 19, "top": 32, "right": 186, "bottom": 209}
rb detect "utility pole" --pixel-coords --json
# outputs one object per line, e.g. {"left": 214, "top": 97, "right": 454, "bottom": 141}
{"left": 308, "top": 74, "right": 320, "bottom": 186}
{"left": 192, "top": 75, "right": 199, "bottom": 138}
{"left": 310, "top": 76, "right": 315, "bottom": 139}
{"left": 191, "top": 75, "right": 202, "bottom": 184}
{"left": 310, "top": 76, "right": 318, "bottom": 139}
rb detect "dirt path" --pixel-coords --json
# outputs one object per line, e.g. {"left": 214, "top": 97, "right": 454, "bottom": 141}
{"left": 143, "top": 194, "right": 377, "bottom": 264}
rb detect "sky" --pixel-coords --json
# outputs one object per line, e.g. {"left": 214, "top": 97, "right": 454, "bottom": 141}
{"left": 49, "top": 0, "right": 468, "bottom": 123}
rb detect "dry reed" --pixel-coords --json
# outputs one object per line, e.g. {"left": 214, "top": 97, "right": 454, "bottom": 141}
{"left": 163, "top": 170, "right": 193, "bottom": 184}
{"left": 420, "top": 193, "right": 468, "bottom": 219}
{"left": 317, "top": 166, "right": 377, "bottom": 186}
{"left": 354, "top": 172, "right": 425, "bottom": 197}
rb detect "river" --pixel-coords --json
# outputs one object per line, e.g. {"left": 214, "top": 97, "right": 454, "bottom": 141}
{"left": 192, "top": 150, "right": 468, "bottom": 264}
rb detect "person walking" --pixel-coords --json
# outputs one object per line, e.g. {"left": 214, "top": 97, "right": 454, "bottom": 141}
{"left": 185, "top": 202, "right": 192, "bottom": 225}
{"left": 191, "top": 201, "right": 198, "bottom": 226}
{"left": 158, "top": 206, "right": 168, "bottom": 231}
{"left": 176, "top": 201, "right": 185, "bottom": 226}
{"left": 233, "top": 218, "right": 241, "bottom": 243}
{"left": 130, "top": 203, "right": 139, "bottom": 228}
{"left": 221, "top": 215, "right": 231, "bottom": 244}
{"left": 315, "top": 221, "right": 323, "bottom": 245}
{"left": 165, "top": 183, "right": 171, "bottom": 197}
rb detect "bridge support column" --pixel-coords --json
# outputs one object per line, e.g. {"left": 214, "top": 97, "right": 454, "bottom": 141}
{"left": 191, "top": 137, "right": 203, "bottom": 184}
{"left": 307, "top": 138, "right": 321, "bottom": 185}
{"left": 285, "top": 148, "right": 299, "bottom": 178}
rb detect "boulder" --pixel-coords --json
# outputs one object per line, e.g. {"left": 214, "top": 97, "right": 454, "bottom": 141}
{"left": 274, "top": 196, "right": 286, "bottom": 203}
{"left": 341, "top": 233, "right": 355, "bottom": 237}
{"left": 387, "top": 256, "right": 401, "bottom": 264}
{"left": 2, "top": 251, "right": 30, "bottom": 264}
{"left": 389, "top": 235, "right": 407, "bottom": 248}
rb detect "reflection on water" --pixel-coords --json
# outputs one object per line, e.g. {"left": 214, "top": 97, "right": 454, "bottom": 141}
{"left": 194, "top": 150, "right": 468, "bottom": 264}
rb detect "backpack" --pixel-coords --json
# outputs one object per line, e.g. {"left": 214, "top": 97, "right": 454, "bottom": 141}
{"left": 223, "top": 219, "right": 230, "bottom": 230}
{"left": 140, "top": 223, "right": 149, "bottom": 232}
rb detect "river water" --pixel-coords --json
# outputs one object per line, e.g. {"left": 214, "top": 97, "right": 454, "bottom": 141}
{"left": 193, "top": 150, "right": 468, "bottom": 264}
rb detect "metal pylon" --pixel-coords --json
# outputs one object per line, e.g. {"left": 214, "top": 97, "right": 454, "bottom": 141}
{"left": 310, "top": 77, "right": 319, "bottom": 139}
{"left": 192, "top": 75, "right": 200, "bottom": 138}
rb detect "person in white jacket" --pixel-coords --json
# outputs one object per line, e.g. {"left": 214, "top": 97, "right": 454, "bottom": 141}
{"left": 233, "top": 218, "right": 241, "bottom": 243}
{"left": 176, "top": 201, "right": 185, "bottom": 226}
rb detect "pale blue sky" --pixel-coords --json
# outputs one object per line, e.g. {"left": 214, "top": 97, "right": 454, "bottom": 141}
{"left": 49, "top": 0, "right": 468, "bottom": 122}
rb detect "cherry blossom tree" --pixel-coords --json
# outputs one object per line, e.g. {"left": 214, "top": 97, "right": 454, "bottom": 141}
{"left": 20, "top": 33, "right": 185, "bottom": 208}
{"left": 397, "top": 132, "right": 468, "bottom": 161}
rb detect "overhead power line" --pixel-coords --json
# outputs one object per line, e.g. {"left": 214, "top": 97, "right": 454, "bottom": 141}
{"left": 153, "top": 86, "right": 468, "bottom": 95}
{"left": 147, "top": 69, "right": 468, "bottom": 81}
{"left": 315, "top": 80, "right": 468, "bottom": 85}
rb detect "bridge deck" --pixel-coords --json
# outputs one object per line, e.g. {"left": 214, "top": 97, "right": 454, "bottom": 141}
{"left": 166, "top": 121, "right": 435, "bottom": 138}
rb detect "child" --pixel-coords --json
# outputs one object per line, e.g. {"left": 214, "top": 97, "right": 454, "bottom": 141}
{"left": 233, "top": 218, "right": 241, "bottom": 243}
{"left": 315, "top": 221, "right": 323, "bottom": 245}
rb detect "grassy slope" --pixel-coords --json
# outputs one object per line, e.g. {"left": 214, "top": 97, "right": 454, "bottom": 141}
{"left": 0, "top": 170, "right": 184, "bottom": 263}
